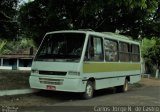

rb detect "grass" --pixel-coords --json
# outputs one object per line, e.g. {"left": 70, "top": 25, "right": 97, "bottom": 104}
{"left": 0, "top": 70, "right": 30, "bottom": 90}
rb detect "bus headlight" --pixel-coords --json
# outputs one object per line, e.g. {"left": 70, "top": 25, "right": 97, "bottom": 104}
{"left": 68, "top": 71, "right": 80, "bottom": 76}
{"left": 31, "top": 69, "right": 39, "bottom": 74}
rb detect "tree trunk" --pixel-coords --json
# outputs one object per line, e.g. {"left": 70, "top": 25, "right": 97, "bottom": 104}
{"left": 141, "top": 58, "right": 146, "bottom": 74}
{"left": 155, "top": 67, "right": 159, "bottom": 79}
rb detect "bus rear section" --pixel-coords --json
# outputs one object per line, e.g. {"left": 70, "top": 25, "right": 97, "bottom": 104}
{"left": 29, "top": 32, "right": 87, "bottom": 93}
{"left": 80, "top": 33, "right": 141, "bottom": 99}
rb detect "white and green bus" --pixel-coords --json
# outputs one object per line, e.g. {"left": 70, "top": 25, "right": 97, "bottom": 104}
{"left": 29, "top": 30, "right": 141, "bottom": 99}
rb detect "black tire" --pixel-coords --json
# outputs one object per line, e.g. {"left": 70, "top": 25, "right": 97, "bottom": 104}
{"left": 82, "top": 81, "right": 94, "bottom": 99}
{"left": 116, "top": 79, "right": 128, "bottom": 93}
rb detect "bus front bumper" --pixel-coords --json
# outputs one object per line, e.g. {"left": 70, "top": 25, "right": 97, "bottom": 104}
{"left": 29, "top": 75, "right": 86, "bottom": 92}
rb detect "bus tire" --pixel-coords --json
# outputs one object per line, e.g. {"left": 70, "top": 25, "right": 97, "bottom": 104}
{"left": 82, "top": 81, "right": 94, "bottom": 99}
{"left": 116, "top": 79, "right": 128, "bottom": 93}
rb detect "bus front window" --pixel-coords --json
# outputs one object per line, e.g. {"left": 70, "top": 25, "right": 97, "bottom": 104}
{"left": 35, "top": 33, "right": 85, "bottom": 62}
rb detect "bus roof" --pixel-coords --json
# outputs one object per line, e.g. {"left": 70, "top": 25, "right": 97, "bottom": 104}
{"left": 46, "top": 30, "right": 139, "bottom": 45}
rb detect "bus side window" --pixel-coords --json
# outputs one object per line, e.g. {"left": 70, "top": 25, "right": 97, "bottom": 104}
{"left": 104, "top": 39, "right": 118, "bottom": 62}
{"left": 85, "top": 36, "right": 104, "bottom": 61}
{"left": 131, "top": 44, "right": 140, "bottom": 62}
{"left": 119, "top": 42, "right": 130, "bottom": 62}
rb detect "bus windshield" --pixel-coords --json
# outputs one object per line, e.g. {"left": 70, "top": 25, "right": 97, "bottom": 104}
{"left": 35, "top": 33, "right": 86, "bottom": 62}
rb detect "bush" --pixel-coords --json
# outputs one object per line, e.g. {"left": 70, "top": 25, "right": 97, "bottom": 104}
{"left": 0, "top": 38, "right": 36, "bottom": 55}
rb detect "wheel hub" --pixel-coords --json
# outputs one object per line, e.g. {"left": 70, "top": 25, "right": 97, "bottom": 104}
{"left": 86, "top": 85, "right": 93, "bottom": 96}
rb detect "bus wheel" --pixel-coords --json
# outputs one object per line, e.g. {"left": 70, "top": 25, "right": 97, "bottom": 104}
{"left": 82, "top": 81, "right": 94, "bottom": 99}
{"left": 116, "top": 79, "right": 128, "bottom": 93}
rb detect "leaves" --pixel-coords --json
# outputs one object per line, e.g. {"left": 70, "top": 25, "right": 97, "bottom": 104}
{"left": 18, "top": 0, "right": 159, "bottom": 43}
{"left": 0, "top": 40, "right": 7, "bottom": 53}
{"left": 0, "top": 0, "right": 18, "bottom": 39}
{"left": 141, "top": 37, "right": 160, "bottom": 67}
{"left": 0, "top": 38, "right": 36, "bottom": 55}
{"left": 141, "top": 38, "right": 156, "bottom": 56}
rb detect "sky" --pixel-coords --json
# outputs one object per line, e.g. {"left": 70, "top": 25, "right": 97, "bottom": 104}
{"left": 19, "top": 0, "right": 34, "bottom": 5}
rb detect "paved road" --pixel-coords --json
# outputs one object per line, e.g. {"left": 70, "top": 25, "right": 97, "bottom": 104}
{"left": 53, "top": 85, "right": 160, "bottom": 106}
{"left": 0, "top": 78, "right": 160, "bottom": 112}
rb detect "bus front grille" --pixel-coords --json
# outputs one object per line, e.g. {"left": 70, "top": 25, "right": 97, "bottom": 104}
{"left": 39, "top": 71, "right": 67, "bottom": 76}
{"left": 39, "top": 78, "right": 64, "bottom": 85}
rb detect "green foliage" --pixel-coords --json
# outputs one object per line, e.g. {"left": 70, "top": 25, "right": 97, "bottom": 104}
{"left": 0, "top": 0, "right": 19, "bottom": 39}
{"left": 18, "top": 38, "right": 35, "bottom": 49}
{"left": 0, "top": 40, "right": 7, "bottom": 53}
{"left": 141, "top": 38, "right": 160, "bottom": 77}
{"left": 107, "top": 0, "right": 157, "bottom": 12}
{"left": 0, "top": 38, "right": 36, "bottom": 55}
{"left": 141, "top": 38, "right": 156, "bottom": 58}
{"left": 141, "top": 1, "right": 160, "bottom": 37}
{"left": 18, "top": 0, "right": 159, "bottom": 43}
{"left": 142, "top": 38, "right": 160, "bottom": 63}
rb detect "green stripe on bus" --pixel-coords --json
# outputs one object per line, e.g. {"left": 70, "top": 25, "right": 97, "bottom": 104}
{"left": 83, "top": 63, "right": 141, "bottom": 73}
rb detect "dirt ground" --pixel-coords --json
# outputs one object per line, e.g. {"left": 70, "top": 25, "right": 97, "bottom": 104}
{"left": 139, "top": 77, "right": 160, "bottom": 86}
{"left": 0, "top": 70, "right": 30, "bottom": 90}
{"left": 0, "top": 77, "right": 159, "bottom": 107}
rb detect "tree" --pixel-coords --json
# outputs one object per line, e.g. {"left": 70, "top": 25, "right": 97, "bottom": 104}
{"left": 18, "top": 0, "right": 104, "bottom": 43}
{"left": 17, "top": 0, "right": 160, "bottom": 78}
{"left": 18, "top": 0, "right": 159, "bottom": 43}
{"left": 141, "top": 1, "right": 160, "bottom": 38}
{"left": 0, "top": 38, "right": 36, "bottom": 55}
{"left": 141, "top": 38, "right": 160, "bottom": 78}
{"left": 0, "top": 39, "right": 7, "bottom": 54}
{"left": 0, "top": 0, "right": 18, "bottom": 39}
{"left": 99, "top": 0, "right": 159, "bottom": 38}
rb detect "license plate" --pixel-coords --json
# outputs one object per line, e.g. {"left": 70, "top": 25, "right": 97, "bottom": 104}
{"left": 46, "top": 85, "right": 56, "bottom": 90}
